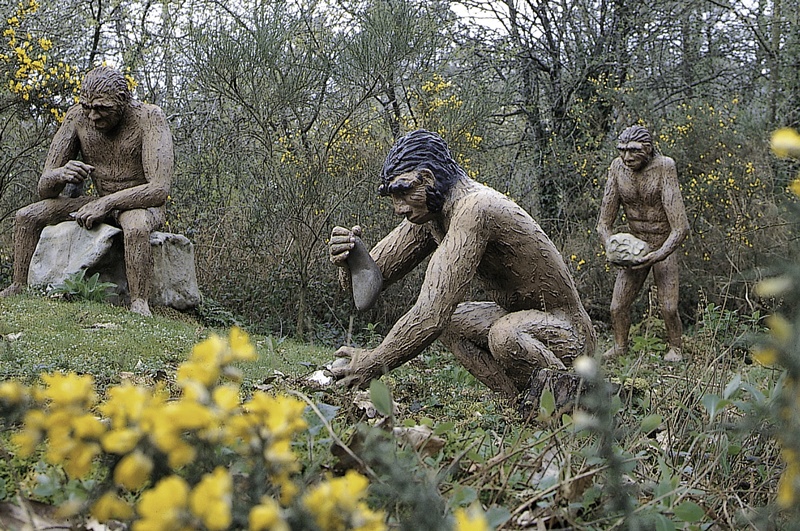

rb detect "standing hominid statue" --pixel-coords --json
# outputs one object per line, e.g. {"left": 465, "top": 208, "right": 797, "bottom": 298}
{"left": 0, "top": 66, "right": 174, "bottom": 316}
{"left": 328, "top": 129, "right": 596, "bottom": 399}
{"left": 596, "top": 125, "right": 689, "bottom": 361}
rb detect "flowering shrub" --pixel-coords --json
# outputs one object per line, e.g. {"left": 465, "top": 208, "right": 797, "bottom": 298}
{"left": 746, "top": 127, "right": 800, "bottom": 520}
{"left": 0, "top": 327, "right": 490, "bottom": 530}
{"left": 1, "top": 0, "right": 80, "bottom": 121}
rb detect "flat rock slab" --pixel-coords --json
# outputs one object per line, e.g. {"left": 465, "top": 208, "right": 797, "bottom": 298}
{"left": 28, "top": 221, "right": 201, "bottom": 310}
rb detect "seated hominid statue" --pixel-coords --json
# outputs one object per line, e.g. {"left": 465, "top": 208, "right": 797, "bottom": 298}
{"left": 328, "top": 129, "right": 596, "bottom": 399}
{"left": 1, "top": 66, "right": 174, "bottom": 316}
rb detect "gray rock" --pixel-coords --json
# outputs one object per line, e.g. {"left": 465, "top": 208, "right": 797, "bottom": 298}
{"left": 28, "top": 221, "right": 201, "bottom": 310}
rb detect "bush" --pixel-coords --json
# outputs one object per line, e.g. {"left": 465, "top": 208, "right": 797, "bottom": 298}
{"left": 0, "top": 327, "right": 490, "bottom": 530}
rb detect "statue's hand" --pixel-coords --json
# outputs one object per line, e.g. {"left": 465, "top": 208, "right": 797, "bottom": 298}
{"left": 58, "top": 160, "right": 94, "bottom": 185}
{"left": 330, "top": 345, "right": 373, "bottom": 388}
{"left": 631, "top": 252, "right": 661, "bottom": 269}
{"left": 72, "top": 199, "right": 110, "bottom": 230}
{"left": 329, "top": 225, "right": 362, "bottom": 267}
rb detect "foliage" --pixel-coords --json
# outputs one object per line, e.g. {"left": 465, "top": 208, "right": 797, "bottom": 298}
{"left": 0, "top": 327, "right": 491, "bottom": 530}
{"left": 47, "top": 269, "right": 116, "bottom": 303}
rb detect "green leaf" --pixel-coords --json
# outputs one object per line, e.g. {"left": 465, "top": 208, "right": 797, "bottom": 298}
{"left": 723, "top": 374, "right": 742, "bottom": 399}
{"left": 640, "top": 414, "right": 663, "bottom": 433}
{"left": 484, "top": 506, "right": 511, "bottom": 528}
{"left": 369, "top": 379, "right": 393, "bottom": 417}
{"left": 433, "top": 421, "right": 455, "bottom": 436}
{"left": 701, "top": 394, "right": 730, "bottom": 421}
{"left": 673, "top": 500, "right": 705, "bottom": 522}
{"left": 539, "top": 388, "right": 555, "bottom": 417}
{"left": 653, "top": 513, "right": 677, "bottom": 531}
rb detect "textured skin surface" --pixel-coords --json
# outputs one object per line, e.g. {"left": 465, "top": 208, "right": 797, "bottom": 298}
{"left": 597, "top": 142, "right": 690, "bottom": 360}
{"left": 331, "top": 166, "right": 595, "bottom": 398}
{"left": 1, "top": 68, "right": 173, "bottom": 316}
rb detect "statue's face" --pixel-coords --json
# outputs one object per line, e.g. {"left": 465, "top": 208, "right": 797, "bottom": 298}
{"left": 617, "top": 141, "right": 652, "bottom": 171}
{"left": 386, "top": 170, "right": 435, "bottom": 224}
{"left": 80, "top": 94, "right": 125, "bottom": 132}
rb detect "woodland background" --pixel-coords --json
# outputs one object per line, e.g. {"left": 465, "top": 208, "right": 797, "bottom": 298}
{"left": 1, "top": 0, "right": 799, "bottom": 345}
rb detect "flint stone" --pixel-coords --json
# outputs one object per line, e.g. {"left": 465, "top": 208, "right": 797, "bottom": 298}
{"left": 28, "top": 221, "right": 201, "bottom": 310}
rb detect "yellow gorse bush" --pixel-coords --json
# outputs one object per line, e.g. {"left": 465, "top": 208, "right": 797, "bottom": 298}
{"left": 1, "top": 0, "right": 80, "bottom": 121}
{"left": 748, "top": 127, "right": 800, "bottom": 512}
{"left": 1, "top": 328, "right": 391, "bottom": 529}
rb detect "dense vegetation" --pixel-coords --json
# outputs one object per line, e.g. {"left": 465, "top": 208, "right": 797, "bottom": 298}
{"left": 2, "top": 0, "right": 798, "bottom": 340}
{"left": 2, "top": 0, "right": 800, "bottom": 528}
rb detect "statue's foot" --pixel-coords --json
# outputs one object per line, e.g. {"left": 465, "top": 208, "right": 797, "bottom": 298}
{"left": 130, "top": 298, "right": 152, "bottom": 317}
{"left": 0, "top": 283, "right": 25, "bottom": 297}
{"left": 602, "top": 345, "right": 626, "bottom": 360}
{"left": 664, "top": 347, "right": 683, "bottom": 362}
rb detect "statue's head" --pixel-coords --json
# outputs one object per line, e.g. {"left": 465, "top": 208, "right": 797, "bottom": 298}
{"left": 79, "top": 66, "right": 131, "bottom": 132}
{"left": 379, "top": 129, "right": 465, "bottom": 214}
{"left": 616, "top": 125, "right": 654, "bottom": 171}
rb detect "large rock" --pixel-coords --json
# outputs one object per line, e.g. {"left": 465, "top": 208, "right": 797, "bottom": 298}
{"left": 28, "top": 221, "right": 201, "bottom": 310}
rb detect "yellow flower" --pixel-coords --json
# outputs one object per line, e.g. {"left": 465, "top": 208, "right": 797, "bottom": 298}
{"left": 771, "top": 128, "right": 800, "bottom": 159}
{"left": 102, "top": 428, "right": 142, "bottom": 454}
{"left": 229, "top": 326, "right": 257, "bottom": 361}
{"left": 751, "top": 346, "right": 778, "bottom": 366}
{"left": 790, "top": 178, "right": 800, "bottom": 198}
{"left": 114, "top": 450, "right": 153, "bottom": 491}
{"left": 777, "top": 462, "right": 799, "bottom": 508}
{"left": 134, "top": 475, "right": 190, "bottom": 531}
{"left": 766, "top": 314, "right": 793, "bottom": 344}
{"left": 91, "top": 491, "right": 134, "bottom": 522}
{"left": 71, "top": 413, "right": 106, "bottom": 439}
{"left": 213, "top": 384, "right": 241, "bottom": 413}
{"left": 41, "top": 372, "right": 96, "bottom": 407}
{"left": 100, "top": 383, "right": 154, "bottom": 428}
{"left": 754, "top": 276, "right": 793, "bottom": 298}
{"left": 64, "top": 442, "right": 101, "bottom": 478}
{"left": 0, "top": 380, "right": 27, "bottom": 403}
{"left": 249, "top": 498, "right": 289, "bottom": 531}
{"left": 167, "top": 441, "right": 196, "bottom": 469}
{"left": 302, "top": 470, "right": 385, "bottom": 531}
{"left": 190, "top": 467, "right": 232, "bottom": 531}
{"left": 454, "top": 505, "right": 490, "bottom": 531}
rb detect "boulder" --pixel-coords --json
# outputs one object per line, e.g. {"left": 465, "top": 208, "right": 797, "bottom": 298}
{"left": 28, "top": 221, "right": 201, "bottom": 310}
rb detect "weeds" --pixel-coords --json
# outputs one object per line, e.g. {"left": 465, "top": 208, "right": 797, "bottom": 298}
{"left": 48, "top": 269, "right": 116, "bottom": 303}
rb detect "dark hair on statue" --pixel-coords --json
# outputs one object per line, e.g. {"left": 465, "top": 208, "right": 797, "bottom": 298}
{"left": 618, "top": 125, "right": 654, "bottom": 148}
{"left": 379, "top": 129, "right": 467, "bottom": 213}
{"left": 80, "top": 66, "right": 131, "bottom": 106}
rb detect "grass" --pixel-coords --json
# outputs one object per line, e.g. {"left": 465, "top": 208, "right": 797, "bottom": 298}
{"left": 0, "top": 294, "right": 792, "bottom": 529}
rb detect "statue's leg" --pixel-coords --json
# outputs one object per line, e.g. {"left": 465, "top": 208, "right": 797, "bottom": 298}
{"left": 117, "top": 208, "right": 163, "bottom": 316}
{"left": 488, "top": 310, "right": 585, "bottom": 390}
{"left": 606, "top": 266, "right": 650, "bottom": 358}
{"left": 438, "top": 302, "right": 520, "bottom": 398}
{"left": 653, "top": 254, "right": 683, "bottom": 361}
{"left": 1, "top": 197, "right": 90, "bottom": 296}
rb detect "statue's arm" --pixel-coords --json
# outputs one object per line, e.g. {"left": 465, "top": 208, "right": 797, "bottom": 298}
{"left": 649, "top": 158, "right": 689, "bottom": 262}
{"left": 596, "top": 165, "right": 621, "bottom": 245}
{"left": 371, "top": 220, "right": 437, "bottom": 286}
{"left": 347, "top": 209, "right": 485, "bottom": 381}
{"left": 100, "top": 105, "right": 174, "bottom": 211}
{"left": 38, "top": 107, "right": 83, "bottom": 198}
{"left": 334, "top": 220, "right": 435, "bottom": 292}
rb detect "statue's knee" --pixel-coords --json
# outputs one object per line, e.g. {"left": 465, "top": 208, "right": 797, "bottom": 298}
{"left": 15, "top": 205, "right": 42, "bottom": 227}
{"left": 487, "top": 323, "right": 515, "bottom": 360}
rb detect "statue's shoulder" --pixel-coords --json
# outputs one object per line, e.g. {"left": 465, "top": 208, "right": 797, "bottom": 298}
{"left": 608, "top": 157, "right": 626, "bottom": 173}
